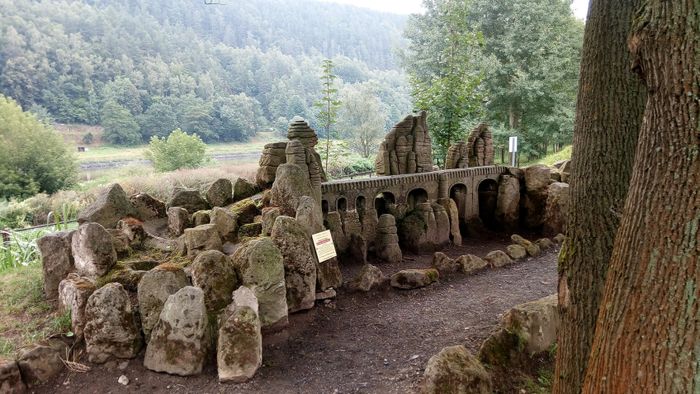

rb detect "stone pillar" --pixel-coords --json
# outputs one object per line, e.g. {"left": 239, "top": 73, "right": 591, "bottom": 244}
{"left": 438, "top": 173, "right": 449, "bottom": 200}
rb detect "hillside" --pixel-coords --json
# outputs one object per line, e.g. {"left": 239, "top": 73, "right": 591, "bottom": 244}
{"left": 0, "top": 0, "right": 412, "bottom": 142}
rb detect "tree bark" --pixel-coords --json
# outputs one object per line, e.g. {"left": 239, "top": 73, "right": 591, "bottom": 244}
{"left": 582, "top": 1, "right": 700, "bottom": 391}
{"left": 552, "top": 0, "right": 646, "bottom": 392}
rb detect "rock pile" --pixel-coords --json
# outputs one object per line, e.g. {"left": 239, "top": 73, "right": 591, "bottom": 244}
{"left": 375, "top": 111, "right": 433, "bottom": 175}
{"left": 256, "top": 142, "right": 288, "bottom": 188}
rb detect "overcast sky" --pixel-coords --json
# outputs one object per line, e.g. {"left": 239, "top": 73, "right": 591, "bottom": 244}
{"left": 320, "top": 0, "right": 590, "bottom": 20}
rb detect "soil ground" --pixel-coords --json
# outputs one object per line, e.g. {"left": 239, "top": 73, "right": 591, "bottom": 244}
{"left": 39, "top": 236, "right": 558, "bottom": 394}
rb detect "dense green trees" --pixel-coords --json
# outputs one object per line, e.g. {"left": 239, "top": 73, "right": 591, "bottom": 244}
{"left": 0, "top": 95, "right": 77, "bottom": 199}
{"left": 146, "top": 129, "right": 208, "bottom": 172}
{"left": 337, "top": 85, "right": 388, "bottom": 158}
{"left": 0, "top": 0, "right": 412, "bottom": 145}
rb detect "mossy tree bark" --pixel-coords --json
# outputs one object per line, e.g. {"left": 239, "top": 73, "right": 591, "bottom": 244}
{"left": 552, "top": 0, "right": 646, "bottom": 392}
{"left": 581, "top": 1, "right": 700, "bottom": 391}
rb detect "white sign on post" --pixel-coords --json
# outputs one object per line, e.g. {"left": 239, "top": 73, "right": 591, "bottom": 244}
{"left": 312, "top": 230, "right": 337, "bottom": 263}
{"left": 508, "top": 136, "right": 518, "bottom": 167}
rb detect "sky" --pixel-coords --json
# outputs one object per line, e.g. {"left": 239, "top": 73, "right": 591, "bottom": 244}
{"left": 320, "top": 0, "right": 590, "bottom": 20}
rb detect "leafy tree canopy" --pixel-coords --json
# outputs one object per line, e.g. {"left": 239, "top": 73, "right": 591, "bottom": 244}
{"left": 145, "top": 129, "right": 208, "bottom": 172}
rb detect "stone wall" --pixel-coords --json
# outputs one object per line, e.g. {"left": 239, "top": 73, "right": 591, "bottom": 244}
{"left": 375, "top": 111, "right": 433, "bottom": 176}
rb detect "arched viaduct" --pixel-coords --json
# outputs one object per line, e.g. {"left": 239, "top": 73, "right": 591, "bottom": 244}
{"left": 321, "top": 166, "right": 509, "bottom": 224}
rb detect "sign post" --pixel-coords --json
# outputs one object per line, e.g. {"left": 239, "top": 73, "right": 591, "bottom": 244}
{"left": 508, "top": 136, "right": 518, "bottom": 167}
{"left": 312, "top": 230, "right": 337, "bottom": 263}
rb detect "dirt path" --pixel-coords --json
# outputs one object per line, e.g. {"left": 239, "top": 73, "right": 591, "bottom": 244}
{"left": 41, "top": 240, "right": 558, "bottom": 394}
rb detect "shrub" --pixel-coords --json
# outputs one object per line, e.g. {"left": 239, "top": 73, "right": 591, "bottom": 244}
{"left": 0, "top": 95, "right": 78, "bottom": 199}
{"left": 82, "top": 132, "right": 94, "bottom": 145}
{"left": 145, "top": 129, "right": 208, "bottom": 172}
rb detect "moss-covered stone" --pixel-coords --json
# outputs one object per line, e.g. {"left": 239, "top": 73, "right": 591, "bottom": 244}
{"left": 422, "top": 345, "right": 492, "bottom": 394}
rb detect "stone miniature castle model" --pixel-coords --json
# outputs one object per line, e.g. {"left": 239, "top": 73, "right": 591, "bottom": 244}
{"left": 17, "top": 111, "right": 569, "bottom": 390}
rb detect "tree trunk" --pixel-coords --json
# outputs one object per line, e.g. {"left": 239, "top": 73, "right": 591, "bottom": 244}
{"left": 552, "top": 0, "right": 646, "bottom": 392}
{"left": 582, "top": 1, "right": 699, "bottom": 391}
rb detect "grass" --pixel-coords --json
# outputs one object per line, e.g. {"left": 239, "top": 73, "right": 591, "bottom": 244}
{"left": 523, "top": 145, "right": 572, "bottom": 167}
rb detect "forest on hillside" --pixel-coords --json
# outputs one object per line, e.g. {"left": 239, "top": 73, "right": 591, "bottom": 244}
{"left": 0, "top": 0, "right": 412, "bottom": 144}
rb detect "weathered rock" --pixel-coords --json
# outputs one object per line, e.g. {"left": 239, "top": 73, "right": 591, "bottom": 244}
{"left": 107, "top": 228, "right": 131, "bottom": 257}
{"left": 191, "top": 210, "right": 211, "bottom": 226}
{"left": 206, "top": 178, "right": 233, "bottom": 207}
{"left": 375, "top": 111, "right": 432, "bottom": 175}
{"left": 270, "top": 163, "right": 314, "bottom": 217}
{"left": 442, "top": 199, "right": 462, "bottom": 246}
{"left": 137, "top": 264, "right": 189, "bottom": 340}
{"left": 326, "top": 212, "right": 349, "bottom": 253}
{"left": 544, "top": 182, "right": 570, "bottom": 235}
{"left": 390, "top": 269, "right": 439, "bottom": 290}
{"left": 184, "top": 224, "right": 222, "bottom": 258}
{"left": 432, "top": 203, "right": 451, "bottom": 247}
{"left": 0, "top": 359, "right": 26, "bottom": 393}
{"left": 496, "top": 174, "right": 520, "bottom": 230}
{"left": 456, "top": 254, "right": 488, "bottom": 275}
{"left": 191, "top": 250, "right": 238, "bottom": 313}
{"left": 58, "top": 274, "right": 96, "bottom": 337}
{"left": 271, "top": 216, "right": 316, "bottom": 313}
{"left": 233, "top": 178, "right": 258, "bottom": 202}
{"left": 484, "top": 250, "right": 513, "bottom": 268}
{"left": 255, "top": 142, "right": 288, "bottom": 188}
{"left": 422, "top": 345, "right": 492, "bottom": 394}
{"left": 445, "top": 141, "right": 469, "bottom": 169}
{"left": 317, "top": 257, "right": 343, "bottom": 291}
{"left": 295, "top": 196, "right": 324, "bottom": 235}
{"left": 231, "top": 238, "right": 288, "bottom": 330}
{"left": 315, "top": 288, "right": 337, "bottom": 300}
{"left": 347, "top": 233, "right": 368, "bottom": 264}
{"left": 465, "top": 123, "right": 494, "bottom": 167}
{"left": 261, "top": 207, "right": 281, "bottom": 237}
{"left": 37, "top": 231, "right": 74, "bottom": 299}
{"left": 16, "top": 340, "right": 69, "bottom": 387}
{"left": 535, "top": 238, "right": 554, "bottom": 250}
{"left": 431, "top": 252, "right": 460, "bottom": 274}
{"left": 78, "top": 183, "right": 135, "bottom": 228}
{"left": 506, "top": 244, "right": 528, "bottom": 260}
{"left": 130, "top": 193, "right": 166, "bottom": 220}
{"left": 524, "top": 165, "right": 552, "bottom": 193}
{"left": 523, "top": 190, "right": 549, "bottom": 229}
{"left": 168, "top": 189, "right": 209, "bottom": 213}
{"left": 230, "top": 199, "right": 260, "bottom": 226}
{"left": 71, "top": 223, "right": 117, "bottom": 278}
{"left": 95, "top": 263, "right": 146, "bottom": 292}
{"left": 210, "top": 207, "right": 238, "bottom": 241}
{"left": 347, "top": 264, "right": 385, "bottom": 292}
{"left": 239, "top": 223, "right": 263, "bottom": 238}
{"left": 144, "top": 287, "right": 210, "bottom": 376}
{"left": 116, "top": 218, "right": 146, "bottom": 247}
{"left": 376, "top": 214, "right": 402, "bottom": 263}
{"left": 84, "top": 283, "right": 142, "bottom": 363}
{"left": 480, "top": 294, "right": 558, "bottom": 367}
{"left": 167, "top": 206, "right": 190, "bottom": 236}
{"left": 217, "top": 286, "right": 262, "bottom": 383}
{"left": 554, "top": 233, "right": 566, "bottom": 243}
{"left": 511, "top": 234, "right": 541, "bottom": 257}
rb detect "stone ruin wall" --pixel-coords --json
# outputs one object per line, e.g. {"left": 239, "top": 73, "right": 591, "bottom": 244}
{"left": 375, "top": 111, "right": 433, "bottom": 176}
{"left": 445, "top": 122, "right": 495, "bottom": 169}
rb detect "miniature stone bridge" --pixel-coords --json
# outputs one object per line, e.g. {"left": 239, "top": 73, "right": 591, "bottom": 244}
{"left": 321, "top": 166, "right": 509, "bottom": 223}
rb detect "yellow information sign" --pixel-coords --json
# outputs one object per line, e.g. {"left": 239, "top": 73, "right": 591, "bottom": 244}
{"left": 312, "top": 230, "right": 337, "bottom": 263}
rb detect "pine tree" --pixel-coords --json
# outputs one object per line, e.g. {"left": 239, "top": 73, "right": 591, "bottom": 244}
{"left": 314, "top": 59, "right": 342, "bottom": 171}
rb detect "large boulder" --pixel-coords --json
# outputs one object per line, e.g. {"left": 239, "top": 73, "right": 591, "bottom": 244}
{"left": 442, "top": 199, "right": 462, "bottom": 246}
{"left": 544, "top": 182, "right": 570, "bottom": 235}
{"left": 261, "top": 207, "right": 281, "bottom": 237}
{"left": 431, "top": 252, "right": 460, "bottom": 275}
{"left": 83, "top": 283, "right": 142, "bottom": 363}
{"left": 0, "top": 359, "right": 26, "bottom": 393}
{"left": 78, "top": 183, "right": 135, "bottom": 228}
{"left": 270, "top": 163, "right": 314, "bottom": 216}
{"left": 390, "top": 269, "right": 439, "bottom": 290}
{"left": 480, "top": 294, "right": 558, "bottom": 367}
{"left": 137, "top": 264, "right": 190, "bottom": 340}
{"left": 317, "top": 257, "right": 343, "bottom": 291}
{"left": 295, "top": 196, "right": 324, "bottom": 235}
{"left": 523, "top": 165, "right": 551, "bottom": 193}
{"left": 456, "top": 254, "right": 488, "bottom": 275}
{"left": 535, "top": 237, "right": 554, "bottom": 250}
{"left": 496, "top": 174, "right": 520, "bottom": 231}
{"left": 167, "top": 206, "right": 191, "bottom": 236}
{"left": 347, "top": 264, "right": 385, "bottom": 292}
{"left": 376, "top": 214, "right": 402, "bottom": 264}
{"left": 71, "top": 223, "right": 117, "bottom": 278}
{"left": 144, "top": 286, "right": 211, "bottom": 376}
{"left": 506, "top": 244, "right": 528, "bottom": 260}
{"left": 184, "top": 224, "right": 223, "bottom": 258}
{"left": 232, "top": 237, "right": 288, "bottom": 330}
{"left": 37, "top": 230, "right": 74, "bottom": 299}
{"left": 270, "top": 216, "right": 316, "bottom": 313}
{"left": 191, "top": 210, "right": 211, "bottom": 227}
{"left": 511, "top": 234, "right": 541, "bottom": 257}
{"left": 217, "top": 286, "right": 262, "bottom": 383}
{"left": 484, "top": 250, "right": 513, "bottom": 268}
{"left": 16, "top": 340, "right": 69, "bottom": 387}
{"left": 233, "top": 178, "right": 258, "bottom": 201}
{"left": 206, "top": 178, "right": 233, "bottom": 207}
{"left": 58, "top": 274, "right": 96, "bottom": 337}
{"left": 167, "top": 189, "right": 209, "bottom": 213}
{"left": 210, "top": 207, "right": 238, "bottom": 241}
{"left": 130, "top": 193, "right": 166, "bottom": 221}
{"left": 191, "top": 250, "right": 239, "bottom": 313}
{"left": 523, "top": 165, "right": 552, "bottom": 229}
{"left": 422, "top": 345, "right": 492, "bottom": 394}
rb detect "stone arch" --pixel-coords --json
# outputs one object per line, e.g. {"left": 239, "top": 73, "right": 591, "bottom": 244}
{"left": 356, "top": 195, "right": 367, "bottom": 220}
{"left": 322, "top": 200, "right": 329, "bottom": 215}
{"left": 478, "top": 179, "right": 498, "bottom": 230}
{"left": 449, "top": 183, "right": 468, "bottom": 219}
{"left": 337, "top": 197, "right": 347, "bottom": 212}
{"left": 407, "top": 188, "right": 429, "bottom": 212}
{"left": 374, "top": 192, "right": 395, "bottom": 217}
